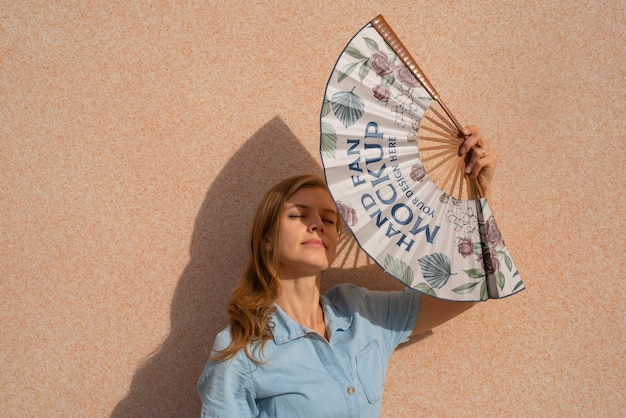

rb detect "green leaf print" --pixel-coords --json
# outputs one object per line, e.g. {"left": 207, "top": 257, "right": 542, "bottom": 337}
{"left": 496, "top": 271, "right": 506, "bottom": 290}
{"left": 504, "top": 253, "right": 513, "bottom": 271}
{"left": 331, "top": 89, "right": 365, "bottom": 128}
{"left": 320, "top": 122, "right": 337, "bottom": 159}
{"left": 480, "top": 281, "right": 488, "bottom": 300}
{"left": 363, "top": 37, "right": 379, "bottom": 52}
{"left": 452, "top": 280, "right": 483, "bottom": 295}
{"left": 338, "top": 61, "right": 359, "bottom": 82}
{"left": 358, "top": 58, "right": 371, "bottom": 81}
{"left": 344, "top": 46, "right": 367, "bottom": 60}
{"left": 414, "top": 282, "right": 436, "bottom": 297}
{"left": 321, "top": 96, "right": 331, "bottom": 118}
{"left": 383, "top": 254, "right": 414, "bottom": 287}
{"left": 418, "top": 253, "right": 454, "bottom": 289}
{"left": 463, "top": 268, "right": 486, "bottom": 279}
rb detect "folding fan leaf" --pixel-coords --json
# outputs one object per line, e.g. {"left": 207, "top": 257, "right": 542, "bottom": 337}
{"left": 318, "top": 17, "right": 525, "bottom": 301}
{"left": 418, "top": 253, "right": 453, "bottom": 289}
{"left": 383, "top": 254, "right": 414, "bottom": 286}
{"left": 321, "top": 122, "right": 337, "bottom": 159}
{"left": 331, "top": 89, "right": 365, "bottom": 128}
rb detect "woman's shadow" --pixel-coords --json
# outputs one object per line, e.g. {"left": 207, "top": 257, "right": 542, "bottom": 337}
{"left": 112, "top": 117, "right": 406, "bottom": 417}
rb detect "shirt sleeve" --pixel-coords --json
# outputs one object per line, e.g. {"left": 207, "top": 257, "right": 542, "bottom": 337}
{"left": 197, "top": 329, "right": 258, "bottom": 418}
{"left": 327, "top": 284, "right": 421, "bottom": 353}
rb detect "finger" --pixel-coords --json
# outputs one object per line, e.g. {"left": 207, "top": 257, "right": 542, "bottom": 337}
{"left": 465, "top": 146, "right": 495, "bottom": 178}
{"left": 459, "top": 125, "right": 483, "bottom": 155}
{"left": 471, "top": 153, "right": 490, "bottom": 178}
{"left": 464, "top": 147, "right": 481, "bottom": 176}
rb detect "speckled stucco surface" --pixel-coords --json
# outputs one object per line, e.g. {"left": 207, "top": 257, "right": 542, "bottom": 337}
{"left": 1, "top": 1, "right": 624, "bottom": 417}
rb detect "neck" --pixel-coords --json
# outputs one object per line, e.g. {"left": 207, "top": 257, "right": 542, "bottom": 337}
{"left": 275, "top": 274, "right": 326, "bottom": 338}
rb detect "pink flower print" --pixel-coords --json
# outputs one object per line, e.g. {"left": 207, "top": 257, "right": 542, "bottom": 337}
{"left": 370, "top": 51, "right": 393, "bottom": 77}
{"left": 372, "top": 85, "right": 391, "bottom": 103}
{"left": 336, "top": 201, "right": 358, "bottom": 227}
{"left": 394, "top": 64, "right": 420, "bottom": 88}
{"left": 484, "top": 216, "right": 505, "bottom": 250}
{"left": 478, "top": 249, "right": 500, "bottom": 275}
{"left": 410, "top": 164, "right": 426, "bottom": 182}
{"left": 458, "top": 237, "right": 473, "bottom": 258}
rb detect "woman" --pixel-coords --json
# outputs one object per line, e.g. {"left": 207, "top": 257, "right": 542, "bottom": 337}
{"left": 198, "top": 126, "right": 495, "bottom": 417}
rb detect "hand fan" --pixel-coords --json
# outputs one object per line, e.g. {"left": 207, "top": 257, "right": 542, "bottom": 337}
{"left": 320, "top": 15, "right": 524, "bottom": 301}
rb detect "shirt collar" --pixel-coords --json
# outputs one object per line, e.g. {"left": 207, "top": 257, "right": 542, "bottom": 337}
{"left": 271, "top": 295, "right": 353, "bottom": 345}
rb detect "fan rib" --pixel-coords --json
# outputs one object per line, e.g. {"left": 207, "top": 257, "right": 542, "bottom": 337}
{"left": 438, "top": 159, "right": 459, "bottom": 192}
{"left": 424, "top": 113, "right": 459, "bottom": 138}
{"left": 420, "top": 144, "right": 459, "bottom": 152}
{"left": 426, "top": 105, "right": 459, "bottom": 134}
{"left": 419, "top": 135, "right": 461, "bottom": 145}
{"left": 420, "top": 150, "right": 456, "bottom": 164}
{"left": 451, "top": 157, "right": 468, "bottom": 198}
{"left": 422, "top": 153, "right": 455, "bottom": 178}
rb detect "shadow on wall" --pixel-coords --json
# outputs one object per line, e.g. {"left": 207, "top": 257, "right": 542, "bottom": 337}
{"left": 111, "top": 116, "right": 412, "bottom": 417}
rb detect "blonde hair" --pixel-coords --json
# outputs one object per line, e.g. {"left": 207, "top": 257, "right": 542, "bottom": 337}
{"left": 212, "top": 174, "right": 341, "bottom": 363}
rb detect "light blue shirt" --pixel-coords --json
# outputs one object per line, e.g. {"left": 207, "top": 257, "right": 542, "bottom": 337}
{"left": 197, "top": 284, "right": 421, "bottom": 417}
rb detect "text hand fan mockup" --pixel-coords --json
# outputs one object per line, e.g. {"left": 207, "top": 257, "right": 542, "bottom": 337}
{"left": 320, "top": 15, "right": 524, "bottom": 301}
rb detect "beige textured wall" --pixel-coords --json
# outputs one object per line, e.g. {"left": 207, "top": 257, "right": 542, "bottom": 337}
{"left": 2, "top": 1, "right": 624, "bottom": 417}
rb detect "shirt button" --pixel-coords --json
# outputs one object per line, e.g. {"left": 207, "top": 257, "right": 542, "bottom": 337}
{"left": 347, "top": 386, "right": 355, "bottom": 395}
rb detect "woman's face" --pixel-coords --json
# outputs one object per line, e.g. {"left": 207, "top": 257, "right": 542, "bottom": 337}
{"left": 275, "top": 187, "right": 339, "bottom": 279}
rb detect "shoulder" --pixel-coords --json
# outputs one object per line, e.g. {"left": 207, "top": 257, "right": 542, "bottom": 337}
{"left": 197, "top": 329, "right": 258, "bottom": 414}
{"left": 324, "top": 283, "right": 420, "bottom": 313}
{"left": 198, "top": 326, "right": 256, "bottom": 388}
{"left": 323, "top": 284, "right": 372, "bottom": 313}
{"left": 211, "top": 325, "right": 234, "bottom": 351}
{"left": 323, "top": 284, "right": 421, "bottom": 351}
{"left": 324, "top": 283, "right": 365, "bottom": 302}
{"left": 324, "top": 284, "right": 421, "bottom": 331}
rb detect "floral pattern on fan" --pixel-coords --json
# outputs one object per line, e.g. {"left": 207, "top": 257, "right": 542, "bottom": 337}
{"left": 336, "top": 201, "right": 358, "bottom": 227}
{"left": 383, "top": 213, "right": 521, "bottom": 300}
{"left": 321, "top": 37, "right": 432, "bottom": 137}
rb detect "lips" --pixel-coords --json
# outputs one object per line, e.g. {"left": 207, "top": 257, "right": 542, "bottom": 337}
{"left": 302, "top": 239, "right": 327, "bottom": 248}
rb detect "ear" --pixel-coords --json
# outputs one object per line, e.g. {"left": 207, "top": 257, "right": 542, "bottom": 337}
{"left": 264, "top": 242, "right": 272, "bottom": 252}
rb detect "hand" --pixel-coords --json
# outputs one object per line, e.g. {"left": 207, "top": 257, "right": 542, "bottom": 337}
{"left": 459, "top": 125, "right": 496, "bottom": 198}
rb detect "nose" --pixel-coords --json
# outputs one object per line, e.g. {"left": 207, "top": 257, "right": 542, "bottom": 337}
{"left": 308, "top": 215, "right": 324, "bottom": 233}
